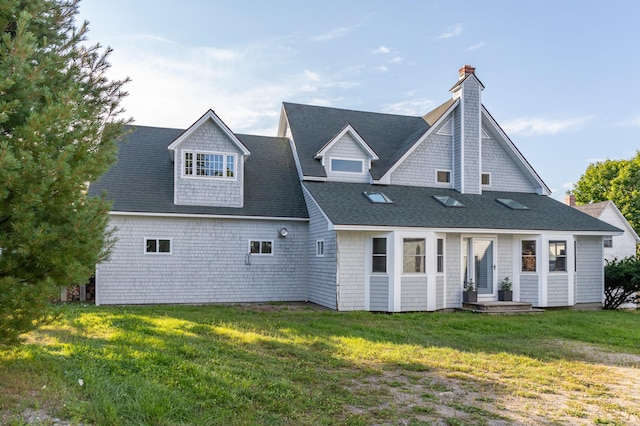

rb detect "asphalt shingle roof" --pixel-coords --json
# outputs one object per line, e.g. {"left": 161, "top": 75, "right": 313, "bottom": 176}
{"left": 303, "top": 181, "right": 622, "bottom": 232}
{"left": 283, "top": 102, "right": 434, "bottom": 180}
{"left": 89, "top": 125, "right": 308, "bottom": 219}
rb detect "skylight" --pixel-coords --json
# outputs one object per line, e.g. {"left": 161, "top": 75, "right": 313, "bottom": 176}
{"left": 433, "top": 195, "right": 465, "bottom": 207}
{"left": 363, "top": 192, "right": 393, "bottom": 204}
{"left": 496, "top": 198, "right": 529, "bottom": 210}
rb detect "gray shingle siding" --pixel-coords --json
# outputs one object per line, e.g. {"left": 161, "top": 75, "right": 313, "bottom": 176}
{"left": 576, "top": 236, "right": 604, "bottom": 304}
{"left": 96, "top": 216, "right": 308, "bottom": 305}
{"left": 547, "top": 275, "right": 570, "bottom": 306}
{"left": 336, "top": 231, "right": 366, "bottom": 310}
{"left": 304, "top": 189, "right": 337, "bottom": 309}
{"left": 390, "top": 131, "right": 453, "bottom": 187}
{"left": 401, "top": 276, "right": 428, "bottom": 311}
{"left": 370, "top": 275, "right": 389, "bottom": 311}
{"left": 446, "top": 234, "right": 462, "bottom": 307}
{"left": 461, "top": 80, "right": 481, "bottom": 195}
{"left": 497, "top": 235, "right": 513, "bottom": 282}
{"left": 520, "top": 275, "right": 539, "bottom": 305}
{"left": 436, "top": 275, "right": 445, "bottom": 310}
{"left": 481, "top": 130, "right": 537, "bottom": 193}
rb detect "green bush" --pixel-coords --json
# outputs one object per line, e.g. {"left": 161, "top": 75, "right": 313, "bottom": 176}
{"left": 604, "top": 256, "right": 640, "bottom": 309}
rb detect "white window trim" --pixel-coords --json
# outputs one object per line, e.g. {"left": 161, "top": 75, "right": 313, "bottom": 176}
{"left": 182, "top": 149, "right": 238, "bottom": 180}
{"left": 436, "top": 237, "right": 445, "bottom": 275}
{"left": 329, "top": 157, "right": 365, "bottom": 174}
{"left": 436, "top": 169, "right": 452, "bottom": 184}
{"left": 316, "top": 239, "right": 325, "bottom": 257}
{"left": 144, "top": 238, "right": 172, "bottom": 255}
{"left": 481, "top": 172, "right": 491, "bottom": 186}
{"left": 371, "top": 237, "right": 388, "bottom": 274}
{"left": 248, "top": 240, "right": 274, "bottom": 256}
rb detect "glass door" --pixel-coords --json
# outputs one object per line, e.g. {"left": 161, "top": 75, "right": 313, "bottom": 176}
{"left": 464, "top": 237, "right": 497, "bottom": 300}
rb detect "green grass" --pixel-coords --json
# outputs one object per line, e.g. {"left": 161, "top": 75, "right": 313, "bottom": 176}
{"left": 1, "top": 304, "right": 639, "bottom": 425}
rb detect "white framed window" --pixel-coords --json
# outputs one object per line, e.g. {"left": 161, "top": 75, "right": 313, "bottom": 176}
{"left": 316, "top": 240, "right": 324, "bottom": 257}
{"left": 481, "top": 173, "right": 491, "bottom": 186}
{"left": 249, "top": 240, "right": 273, "bottom": 255}
{"left": 521, "top": 240, "right": 536, "bottom": 272}
{"left": 145, "top": 238, "right": 172, "bottom": 254}
{"left": 549, "top": 240, "right": 567, "bottom": 272}
{"left": 403, "top": 238, "right": 426, "bottom": 274}
{"left": 372, "top": 238, "right": 387, "bottom": 273}
{"left": 330, "top": 158, "right": 364, "bottom": 173}
{"left": 603, "top": 236, "right": 613, "bottom": 248}
{"left": 436, "top": 238, "right": 444, "bottom": 273}
{"left": 436, "top": 170, "right": 451, "bottom": 184}
{"left": 183, "top": 150, "right": 236, "bottom": 179}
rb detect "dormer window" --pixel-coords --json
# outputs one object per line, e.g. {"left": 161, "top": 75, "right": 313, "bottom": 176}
{"left": 184, "top": 151, "right": 236, "bottom": 179}
{"left": 330, "top": 158, "right": 363, "bottom": 173}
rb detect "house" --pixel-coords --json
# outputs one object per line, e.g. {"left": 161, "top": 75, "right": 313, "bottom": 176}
{"left": 89, "top": 65, "right": 622, "bottom": 311}
{"left": 565, "top": 196, "right": 639, "bottom": 261}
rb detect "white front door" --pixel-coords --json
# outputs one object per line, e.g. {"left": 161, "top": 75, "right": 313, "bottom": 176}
{"left": 463, "top": 237, "right": 497, "bottom": 301}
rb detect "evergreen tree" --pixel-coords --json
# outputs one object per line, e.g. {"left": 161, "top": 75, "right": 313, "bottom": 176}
{"left": 0, "top": 0, "right": 129, "bottom": 343}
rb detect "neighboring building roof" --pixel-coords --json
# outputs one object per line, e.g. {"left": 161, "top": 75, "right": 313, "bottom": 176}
{"left": 283, "top": 102, "right": 432, "bottom": 180}
{"left": 89, "top": 125, "right": 308, "bottom": 219}
{"left": 303, "top": 181, "right": 623, "bottom": 232}
{"left": 574, "top": 201, "right": 640, "bottom": 243}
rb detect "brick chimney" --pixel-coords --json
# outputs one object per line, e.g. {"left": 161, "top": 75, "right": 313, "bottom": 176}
{"left": 564, "top": 194, "right": 576, "bottom": 207}
{"left": 459, "top": 65, "right": 476, "bottom": 80}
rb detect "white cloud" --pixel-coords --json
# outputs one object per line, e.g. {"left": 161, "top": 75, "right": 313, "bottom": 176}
{"left": 438, "top": 23, "right": 465, "bottom": 39}
{"left": 376, "top": 66, "right": 389, "bottom": 73}
{"left": 467, "top": 41, "right": 486, "bottom": 50}
{"left": 502, "top": 115, "right": 595, "bottom": 136}
{"left": 312, "top": 27, "right": 352, "bottom": 42}
{"left": 390, "top": 56, "right": 404, "bottom": 64}
{"left": 304, "top": 70, "right": 321, "bottom": 82}
{"left": 381, "top": 99, "right": 436, "bottom": 116}
{"left": 373, "top": 45, "right": 391, "bottom": 54}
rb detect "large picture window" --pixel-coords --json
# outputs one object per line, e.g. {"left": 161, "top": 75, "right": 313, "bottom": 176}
{"left": 403, "top": 238, "right": 425, "bottom": 273}
{"left": 521, "top": 240, "right": 536, "bottom": 272}
{"left": 372, "top": 238, "right": 387, "bottom": 273}
{"left": 331, "top": 158, "right": 363, "bottom": 173}
{"left": 184, "top": 151, "right": 235, "bottom": 178}
{"left": 549, "top": 240, "right": 567, "bottom": 272}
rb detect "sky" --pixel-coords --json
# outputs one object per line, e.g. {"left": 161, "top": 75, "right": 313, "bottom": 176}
{"left": 77, "top": 0, "right": 640, "bottom": 200}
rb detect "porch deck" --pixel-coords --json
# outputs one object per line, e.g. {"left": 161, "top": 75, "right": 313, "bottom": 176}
{"left": 460, "top": 301, "right": 544, "bottom": 314}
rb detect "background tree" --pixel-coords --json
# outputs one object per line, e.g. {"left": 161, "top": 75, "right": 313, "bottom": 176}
{"left": 572, "top": 152, "right": 640, "bottom": 233}
{"left": 0, "top": 0, "right": 129, "bottom": 343}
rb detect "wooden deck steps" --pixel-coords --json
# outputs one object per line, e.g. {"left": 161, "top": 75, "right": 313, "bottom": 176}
{"left": 461, "top": 301, "right": 545, "bottom": 314}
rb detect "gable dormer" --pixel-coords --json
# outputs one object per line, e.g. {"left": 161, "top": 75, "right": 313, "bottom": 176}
{"left": 168, "top": 110, "right": 250, "bottom": 207}
{"left": 314, "top": 124, "right": 378, "bottom": 183}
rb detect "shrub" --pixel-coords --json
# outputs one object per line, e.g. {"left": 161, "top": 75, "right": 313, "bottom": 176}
{"left": 603, "top": 256, "right": 640, "bottom": 309}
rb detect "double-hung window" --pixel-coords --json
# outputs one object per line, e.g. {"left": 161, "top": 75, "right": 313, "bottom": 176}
{"left": 436, "top": 238, "right": 444, "bottom": 273}
{"left": 549, "top": 240, "right": 567, "bottom": 272}
{"left": 521, "top": 240, "right": 536, "bottom": 272}
{"left": 184, "top": 151, "right": 235, "bottom": 178}
{"left": 372, "top": 238, "right": 387, "bottom": 273}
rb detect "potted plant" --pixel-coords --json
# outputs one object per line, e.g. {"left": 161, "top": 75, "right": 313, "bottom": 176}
{"left": 498, "top": 276, "right": 513, "bottom": 301}
{"left": 463, "top": 279, "right": 477, "bottom": 303}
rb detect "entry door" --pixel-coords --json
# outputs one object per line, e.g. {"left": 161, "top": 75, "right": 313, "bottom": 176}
{"left": 464, "top": 237, "right": 497, "bottom": 300}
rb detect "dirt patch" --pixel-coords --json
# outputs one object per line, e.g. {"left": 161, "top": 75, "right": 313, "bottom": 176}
{"left": 343, "top": 343, "right": 640, "bottom": 425}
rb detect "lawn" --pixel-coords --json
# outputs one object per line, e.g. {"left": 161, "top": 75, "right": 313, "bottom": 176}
{"left": 0, "top": 304, "right": 639, "bottom": 425}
